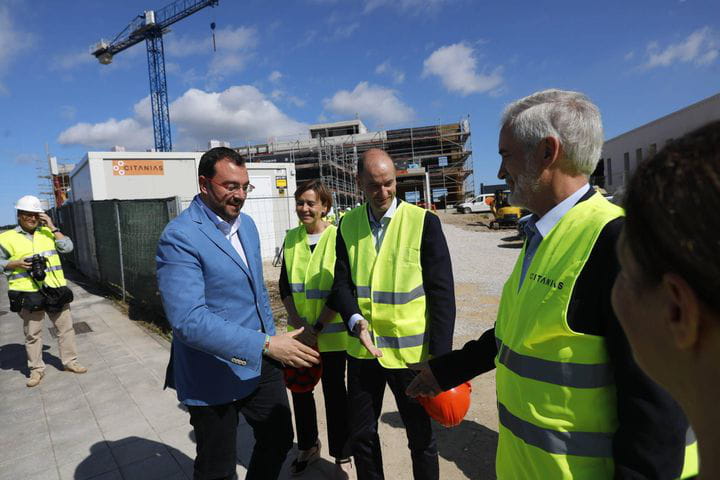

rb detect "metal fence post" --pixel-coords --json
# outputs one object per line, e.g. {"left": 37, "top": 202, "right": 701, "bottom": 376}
{"left": 114, "top": 202, "right": 126, "bottom": 303}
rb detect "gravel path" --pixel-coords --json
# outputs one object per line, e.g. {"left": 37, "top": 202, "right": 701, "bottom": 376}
{"left": 439, "top": 212, "right": 522, "bottom": 339}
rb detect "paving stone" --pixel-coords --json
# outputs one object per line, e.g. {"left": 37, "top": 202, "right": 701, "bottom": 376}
{"left": 97, "top": 409, "right": 155, "bottom": 442}
{"left": 0, "top": 447, "right": 57, "bottom": 480}
{"left": 83, "top": 469, "right": 123, "bottom": 480}
{"left": 157, "top": 424, "right": 196, "bottom": 460}
{"left": 0, "top": 426, "right": 53, "bottom": 464}
{"left": 23, "top": 469, "right": 60, "bottom": 480}
{"left": 0, "top": 417, "right": 48, "bottom": 449}
{"left": 57, "top": 442, "right": 117, "bottom": 480}
{"left": 119, "top": 448, "right": 185, "bottom": 480}
{"left": 108, "top": 435, "right": 171, "bottom": 467}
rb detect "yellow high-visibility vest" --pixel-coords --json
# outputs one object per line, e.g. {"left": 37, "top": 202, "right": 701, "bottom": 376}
{"left": 0, "top": 227, "right": 67, "bottom": 291}
{"left": 340, "top": 202, "right": 428, "bottom": 368}
{"left": 283, "top": 225, "right": 347, "bottom": 352}
{"left": 494, "top": 192, "right": 698, "bottom": 479}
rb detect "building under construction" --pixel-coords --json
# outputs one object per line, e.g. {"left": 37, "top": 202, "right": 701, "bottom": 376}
{"left": 234, "top": 118, "right": 473, "bottom": 210}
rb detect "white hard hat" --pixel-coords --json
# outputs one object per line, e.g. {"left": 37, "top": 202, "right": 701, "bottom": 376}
{"left": 15, "top": 195, "right": 44, "bottom": 213}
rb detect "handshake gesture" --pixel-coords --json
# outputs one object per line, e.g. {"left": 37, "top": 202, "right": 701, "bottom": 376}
{"left": 265, "top": 328, "right": 320, "bottom": 368}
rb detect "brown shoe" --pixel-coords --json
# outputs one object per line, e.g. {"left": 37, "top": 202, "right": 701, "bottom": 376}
{"left": 64, "top": 361, "right": 88, "bottom": 374}
{"left": 26, "top": 371, "right": 45, "bottom": 388}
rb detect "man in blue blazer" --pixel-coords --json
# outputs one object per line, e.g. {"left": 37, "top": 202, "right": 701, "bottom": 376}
{"left": 157, "top": 147, "right": 320, "bottom": 480}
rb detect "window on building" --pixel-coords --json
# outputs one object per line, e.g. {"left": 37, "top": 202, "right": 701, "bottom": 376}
{"left": 650, "top": 143, "right": 657, "bottom": 157}
{"left": 624, "top": 152, "right": 630, "bottom": 181}
{"left": 607, "top": 158, "right": 613, "bottom": 186}
{"left": 666, "top": 138, "right": 674, "bottom": 145}
{"left": 636, "top": 148, "right": 642, "bottom": 165}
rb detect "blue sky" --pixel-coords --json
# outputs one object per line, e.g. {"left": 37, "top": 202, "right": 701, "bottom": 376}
{"left": 1, "top": 0, "right": 718, "bottom": 224}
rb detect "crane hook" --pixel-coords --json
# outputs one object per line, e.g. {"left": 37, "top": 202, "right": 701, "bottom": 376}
{"left": 210, "top": 22, "right": 216, "bottom": 52}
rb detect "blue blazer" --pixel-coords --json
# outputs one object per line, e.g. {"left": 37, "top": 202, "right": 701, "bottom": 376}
{"left": 156, "top": 196, "right": 276, "bottom": 406}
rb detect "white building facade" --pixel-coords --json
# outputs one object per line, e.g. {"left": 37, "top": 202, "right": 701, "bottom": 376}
{"left": 69, "top": 151, "right": 297, "bottom": 259}
{"left": 601, "top": 92, "right": 720, "bottom": 193}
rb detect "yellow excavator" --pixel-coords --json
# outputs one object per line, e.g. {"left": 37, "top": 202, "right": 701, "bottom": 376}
{"left": 489, "top": 189, "right": 523, "bottom": 230}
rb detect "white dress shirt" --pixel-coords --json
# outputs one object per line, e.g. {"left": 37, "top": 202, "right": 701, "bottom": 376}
{"left": 199, "top": 198, "right": 249, "bottom": 269}
{"left": 518, "top": 183, "right": 591, "bottom": 288}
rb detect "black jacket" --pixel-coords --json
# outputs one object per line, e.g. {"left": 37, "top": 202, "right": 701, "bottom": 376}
{"left": 327, "top": 201, "right": 456, "bottom": 357}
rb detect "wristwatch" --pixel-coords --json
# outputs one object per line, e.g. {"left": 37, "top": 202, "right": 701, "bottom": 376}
{"left": 51, "top": 229, "right": 60, "bottom": 233}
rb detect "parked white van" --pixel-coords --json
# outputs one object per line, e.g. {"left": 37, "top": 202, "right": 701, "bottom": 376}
{"left": 456, "top": 193, "right": 494, "bottom": 214}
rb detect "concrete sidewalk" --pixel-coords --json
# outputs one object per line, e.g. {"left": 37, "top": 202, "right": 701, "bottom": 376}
{"left": 0, "top": 277, "right": 339, "bottom": 480}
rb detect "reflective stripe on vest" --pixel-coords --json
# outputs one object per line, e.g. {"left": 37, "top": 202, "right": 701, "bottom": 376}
{"left": 496, "top": 339, "right": 613, "bottom": 389}
{"left": 356, "top": 284, "right": 425, "bottom": 305}
{"left": 340, "top": 202, "right": 428, "bottom": 368}
{"left": 0, "top": 227, "right": 66, "bottom": 291}
{"left": 283, "top": 225, "right": 347, "bottom": 353}
{"left": 498, "top": 402, "right": 614, "bottom": 458}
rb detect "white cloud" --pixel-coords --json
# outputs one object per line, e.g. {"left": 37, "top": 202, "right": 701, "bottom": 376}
{"left": 57, "top": 117, "right": 153, "bottom": 151}
{"left": 0, "top": 5, "right": 36, "bottom": 93}
{"left": 14, "top": 153, "right": 40, "bottom": 165}
{"left": 375, "top": 60, "right": 405, "bottom": 84}
{"left": 271, "top": 89, "right": 306, "bottom": 107}
{"left": 268, "top": 70, "right": 283, "bottom": 83}
{"left": 50, "top": 49, "right": 94, "bottom": 71}
{"left": 422, "top": 42, "right": 503, "bottom": 95}
{"left": 57, "top": 86, "right": 307, "bottom": 150}
{"left": 642, "top": 27, "right": 719, "bottom": 69}
{"left": 333, "top": 22, "right": 360, "bottom": 39}
{"left": 624, "top": 51, "right": 635, "bottom": 61}
{"left": 165, "top": 26, "right": 259, "bottom": 87}
{"left": 323, "top": 81, "right": 414, "bottom": 126}
{"left": 363, "top": 0, "right": 452, "bottom": 14}
{"left": 171, "top": 87, "right": 307, "bottom": 145}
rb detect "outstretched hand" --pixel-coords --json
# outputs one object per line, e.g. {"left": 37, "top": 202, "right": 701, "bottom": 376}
{"left": 405, "top": 361, "right": 442, "bottom": 398}
{"left": 266, "top": 328, "right": 320, "bottom": 368}
{"left": 354, "top": 319, "right": 382, "bottom": 358}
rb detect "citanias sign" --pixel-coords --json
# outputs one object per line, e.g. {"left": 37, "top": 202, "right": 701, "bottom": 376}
{"left": 111, "top": 160, "right": 165, "bottom": 176}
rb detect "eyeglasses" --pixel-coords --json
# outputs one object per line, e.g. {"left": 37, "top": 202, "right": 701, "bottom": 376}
{"left": 206, "top": 177, "right": 255, "bottom": 194}
{"left": 18, "top": 211, "right": 40, "bottom": 218}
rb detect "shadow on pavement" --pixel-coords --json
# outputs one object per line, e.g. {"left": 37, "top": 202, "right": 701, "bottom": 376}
{"left": 0, "top": 343, "right": 62, "bottom": 374}
{"left": 75, "top": 436, "right": 193, "bottom": 480}
{"left": 381, "top": 411, "right": 498, "bottom": 479}
{"left": 500, "top": 235, "right": 523, "bottom": 242}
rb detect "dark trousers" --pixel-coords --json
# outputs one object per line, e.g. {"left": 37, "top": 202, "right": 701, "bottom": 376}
{"left": 187, "top": 358, "right": 293, "bottom": 480}
{"left": 347, "top": 356, "right": 439, "bottom": 480}
{"left": 291, "top": 350, "right": 351, "bottom": 459}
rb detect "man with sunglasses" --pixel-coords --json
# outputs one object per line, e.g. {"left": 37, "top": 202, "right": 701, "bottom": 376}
{"left": 0, "top": 195, "right": 87, "bottom": 388}
{"left": 157, "top": 147, "right": 320, "bottom": 480}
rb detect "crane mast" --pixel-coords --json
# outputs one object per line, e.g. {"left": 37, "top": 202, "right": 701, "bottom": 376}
{"left": 92, "top": 0, "right": 219, "bottom": 152}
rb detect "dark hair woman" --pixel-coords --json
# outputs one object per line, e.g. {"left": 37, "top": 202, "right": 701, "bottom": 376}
{"left": 612, "top": 120, "right": 720, "bottom": 479}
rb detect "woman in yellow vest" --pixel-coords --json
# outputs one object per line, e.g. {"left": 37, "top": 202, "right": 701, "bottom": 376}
{"left": 279, "top": 180, "right": 351, "bottom": 476}
{"left": 612, "top": 120, "right": 720, "bottom": 480}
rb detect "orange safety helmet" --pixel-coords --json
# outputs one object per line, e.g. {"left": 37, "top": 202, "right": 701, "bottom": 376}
{"left": 418, "top": 382, "right": 472, "bottom": 427}
{"left": 283, "top": 358, "right": 323, "bottom": 394}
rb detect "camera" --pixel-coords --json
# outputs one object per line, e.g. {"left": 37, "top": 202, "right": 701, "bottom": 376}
{"left": 29, "top": 254, "right": 48, "bottom": 282}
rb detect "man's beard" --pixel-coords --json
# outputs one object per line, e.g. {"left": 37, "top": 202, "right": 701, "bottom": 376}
{"left": 508, "top": 158, "right": 541, "bottom": 209}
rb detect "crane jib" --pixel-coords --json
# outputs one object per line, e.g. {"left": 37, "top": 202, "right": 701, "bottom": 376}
{"left": 91, "top": 0, "right": 219, "bottom": 152}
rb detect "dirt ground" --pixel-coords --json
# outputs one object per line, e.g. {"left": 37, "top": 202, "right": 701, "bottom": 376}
{"left": 263, "top": 210, "right": 523, "bottom": 479}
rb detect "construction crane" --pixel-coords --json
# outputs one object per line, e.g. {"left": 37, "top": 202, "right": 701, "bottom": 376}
{"left": 91, "top": 0, "right": 219, "bottom": 152}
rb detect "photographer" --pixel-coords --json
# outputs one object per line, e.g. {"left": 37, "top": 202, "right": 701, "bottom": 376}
{"left": 0, "top": 195, "right": 87, "bottom": 388}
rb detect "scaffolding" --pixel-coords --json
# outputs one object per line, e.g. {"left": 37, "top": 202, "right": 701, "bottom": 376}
{"left": 234, "top": 116, "right": 473, "bottom": 209}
